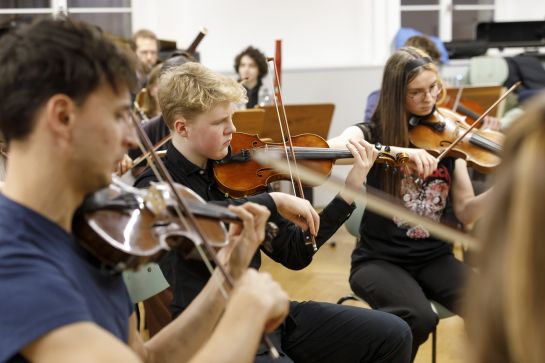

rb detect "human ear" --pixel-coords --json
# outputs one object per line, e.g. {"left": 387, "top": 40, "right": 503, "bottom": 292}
{"left": 174, "top": 118, "right": 189, "bottom": 137}
{"left": 45, "top": 95, "right": 76, "bottom": 138}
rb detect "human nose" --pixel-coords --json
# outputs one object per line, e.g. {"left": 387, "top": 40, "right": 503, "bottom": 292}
{"left": 226, "top": 118, "right": 236, "bottom": 134}
{"left": 423, "top": 89, "right": 434, "bottom": 100}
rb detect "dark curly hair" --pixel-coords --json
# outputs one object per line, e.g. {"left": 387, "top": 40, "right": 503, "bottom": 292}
{"left": 0, "top": 17, "right": 137, "bottom": 142}
{"left": 234, "top": 46, "right": 268, "bottom": 80}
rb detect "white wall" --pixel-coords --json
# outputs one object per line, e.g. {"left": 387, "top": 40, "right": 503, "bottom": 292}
{"left": 132, "top": 0, "right": 399, "bottom": 71}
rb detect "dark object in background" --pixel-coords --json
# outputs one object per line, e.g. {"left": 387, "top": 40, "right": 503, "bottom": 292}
{"left": 443, "top": 39, "right": 488, "bottom": 60}
{"left": 476, "top": 21, "right": 545, "bottom": 49}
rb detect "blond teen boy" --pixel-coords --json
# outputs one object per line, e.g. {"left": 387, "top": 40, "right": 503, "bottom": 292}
{"left": 135, "top": 62, "right": 413, "bottom": 363}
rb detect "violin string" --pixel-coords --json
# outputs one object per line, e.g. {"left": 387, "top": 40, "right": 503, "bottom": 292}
{"left": 469, "top": 133, "right": 502, "bottom": 154}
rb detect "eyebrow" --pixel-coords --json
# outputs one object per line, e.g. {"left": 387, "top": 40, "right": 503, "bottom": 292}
{"left": 212, "top": 115, "right": 230, "bottom": 123}
{"left": 407, "top": 81, "right": 437, "bottom": 91}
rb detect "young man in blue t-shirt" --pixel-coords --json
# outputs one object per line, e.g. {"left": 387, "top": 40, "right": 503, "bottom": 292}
{"left": 0, "top": 17, "right": 289, "bottom": 363}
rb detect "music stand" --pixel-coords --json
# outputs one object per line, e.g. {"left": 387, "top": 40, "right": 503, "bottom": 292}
{"left": 258, "top": 103, "right": 335, "bottom": 141}
{"left": 232, "top": 109, "right": 266, "bottom": 135}
{"left": 444, "top": 85, "right": 506, "bottom": 117}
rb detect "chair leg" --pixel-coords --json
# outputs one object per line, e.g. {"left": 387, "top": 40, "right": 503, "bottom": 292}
{"left": 431, "top": 328, "right": 437, "bottom": 363}
{"left": 336, "top": 294, "right": 358, "bottom": 305}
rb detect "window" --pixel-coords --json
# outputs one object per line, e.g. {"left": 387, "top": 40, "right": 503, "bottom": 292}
{"left": 401, "top": 0, "right": 495, "bottom": 41}
{"left": 0, "top": 0, "right": 131, "bottom": 38}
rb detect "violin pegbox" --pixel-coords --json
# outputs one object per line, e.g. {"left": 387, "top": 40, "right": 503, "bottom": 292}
{"left": 374, "top": 143, "right": 409, "bottom": 170}
{"left": 144, "top": 183, "right": 170, "bottom": 218}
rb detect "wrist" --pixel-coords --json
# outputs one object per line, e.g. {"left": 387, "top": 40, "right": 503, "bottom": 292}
{"left": 227, "top": 287, "right": 270, "bottom": 326}
{"left": 268, "top": 192, "right": 284, "bottom": 210}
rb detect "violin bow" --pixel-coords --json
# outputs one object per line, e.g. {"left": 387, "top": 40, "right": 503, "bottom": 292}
{"left": 128, "top": 133, "right": 172, "bottom": 171}
{"left": 255, "top": 150, "right": 480, "bottom": 251}
{"left": 451, "top": 85, "right": 464, "bottom": 113}
{"left": 436, "top": 82, "right": 520, "bottom": 162}
{"left": 127, "top": 102, "right": 172, "bottom": 172}
{"left": 266, "top": 56, "right": 318, "bottom": 251}
{"left": 129, "top": 111, "right": 281, "bottom": 359}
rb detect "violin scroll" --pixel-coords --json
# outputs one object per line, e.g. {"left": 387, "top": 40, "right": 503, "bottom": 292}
{"left": 374, "top": 142, "right": 410, "bottom": 168}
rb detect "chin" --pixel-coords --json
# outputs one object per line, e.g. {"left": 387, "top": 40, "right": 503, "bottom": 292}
{"left": 416, "top": 107, "right": 433, "bottom": 116}
{"left": 210, "top": 153, "right": 227, "bottom": 161}
{"left": 213, "top": 148, "right": 229, "bottom": 161}
{"left": 92, "top": 172, "right": 112, "bottom": 191}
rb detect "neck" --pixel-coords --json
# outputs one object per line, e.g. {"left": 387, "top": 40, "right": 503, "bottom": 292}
{"left": 244, "top": 78, "right": 258, "bottom": 90}
{"left": 172, "top": 135, "right": 208, "bottom": 169}
{"left": 2, "top": 142, "right": 84, "bottom": 232}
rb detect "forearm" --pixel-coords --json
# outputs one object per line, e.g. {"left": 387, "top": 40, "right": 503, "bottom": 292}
{"left": 187, "top": 295, "right": 268, "bottom": 363}
{"left": 143, "top": 270, "right": 228, "bottom": 363}
{"left": 265, "top": 194, "right": 354, "bottom": 269}
{"left": 454, "top": 187, "right": 494, "bottom": 225}
{"left": 328, "top": 126, "right": 365, "bottom": 165}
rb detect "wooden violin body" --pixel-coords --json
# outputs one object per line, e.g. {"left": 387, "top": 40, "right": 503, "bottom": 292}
{"left": 73, "top": 181, "right": 234, "bottom": 271}
{"left": 213, "top": 132, "right": 408, "bottom": 198}
{"left": 409, "top": 107, "right": 504, "bottom": 173}
{"left": 440, "top": 96, "right": 485, "bottom": 126}
{"left": 214, "top": 133, "right": 331, "bottom": 198}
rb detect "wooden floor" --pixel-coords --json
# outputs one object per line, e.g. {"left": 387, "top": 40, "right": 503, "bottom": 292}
{"left": 260, "top": 226, "right": 468, "bottom": 363}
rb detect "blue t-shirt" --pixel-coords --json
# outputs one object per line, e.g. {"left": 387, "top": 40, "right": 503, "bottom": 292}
{"left": 0, "top": 195, "right": 133, "bottom": 363}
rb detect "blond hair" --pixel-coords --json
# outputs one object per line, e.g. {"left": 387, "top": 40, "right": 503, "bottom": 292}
{"left": 465, "top": 92, "right": 545, "bottom": 363}
{"left": 158, "top": 62, "right": 247, "bottom": 129}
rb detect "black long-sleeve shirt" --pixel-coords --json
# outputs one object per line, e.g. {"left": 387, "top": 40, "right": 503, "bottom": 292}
{"left": 134, "top": 142, "right": 355, "bottom": 317}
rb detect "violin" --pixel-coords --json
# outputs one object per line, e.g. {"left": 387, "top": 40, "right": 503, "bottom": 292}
{"left": 440, "top": 96, "right": 485, "bottom": 126}
{"left": 213, "top": 132, "right": 409, "bottom": 198}
{"left": 73, "top": 178, "right": 277, "bottom": 272}
{"left": 408, "top": 107, "right": 504, "bottom": 173}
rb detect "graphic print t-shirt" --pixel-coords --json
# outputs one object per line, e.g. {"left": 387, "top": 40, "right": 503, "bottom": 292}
{"left": 352, "top": 157, "right": 456, "bottom": 267}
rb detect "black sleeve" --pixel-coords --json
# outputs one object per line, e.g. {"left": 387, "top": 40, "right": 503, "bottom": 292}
{"left": 262, "top": 194, "right": 355, "bottom": 270}
{"left": 128, "top": 116, "right": 169, "bottom": 160}
{"left": 207, "top": 193, "right": 279, "bottom": 217}
{"left": 353, "top": 122, "right": 374, "bottom": 142}
{"left": 133, "top": 168, "right": 157, "bottom": 188}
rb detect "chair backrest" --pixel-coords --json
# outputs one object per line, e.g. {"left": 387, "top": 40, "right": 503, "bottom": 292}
{"left": 123, "top": 262, "right": 170, "bottom": 303}
{"left": 468, "top": 56, "right": 509, "bottom": 86}
{"left": 344, "top": 191, "right": 366, "bottom": 238}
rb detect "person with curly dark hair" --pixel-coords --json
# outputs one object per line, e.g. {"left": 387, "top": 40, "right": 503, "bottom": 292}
{"left": 234, "top": 46, "right": 271, "bottom": 108}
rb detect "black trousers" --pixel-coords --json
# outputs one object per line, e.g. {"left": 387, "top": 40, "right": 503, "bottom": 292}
{"left": 349, "top": 254, "right": 471, "bottom": 361}
{"left": 256, "top": 300, "right": 412, "bottom": 363}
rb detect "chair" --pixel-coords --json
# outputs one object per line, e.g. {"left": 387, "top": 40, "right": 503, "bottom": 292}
{"left": 123, "top": 262, "right": 169, "bottom": 304}
{"left": 123, "top": 263, "right": 172, "bottom": 339}
{"left": 467, "top": 56, "right": 509, "bottom": 86}
{"left": 343, "top": 189, "right": 366, "bottom": 238}
{"left": 341, "top": 202, "right": 455, "bottom": 363}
